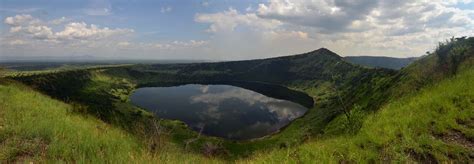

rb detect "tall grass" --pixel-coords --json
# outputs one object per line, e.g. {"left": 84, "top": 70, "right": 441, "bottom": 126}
{"left": 0, "top": 81, "right": 220, "bottom": 163}
{"left": 242, "top": 68, "right": 474, "bottom": 163}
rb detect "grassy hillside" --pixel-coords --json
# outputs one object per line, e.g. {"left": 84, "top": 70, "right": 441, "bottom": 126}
{"left": 241, "top": 65, "right": 474, "bottom": 163}
{"left": 0, "top": 79, "right": 220, "bottom": 163}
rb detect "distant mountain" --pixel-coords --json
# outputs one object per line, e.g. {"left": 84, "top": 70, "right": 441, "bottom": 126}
{"left": 344, "top": 56, "right": 419, "bottom": 70}
{"left": 0, "top": 55, "right": 209, "bottom": 64}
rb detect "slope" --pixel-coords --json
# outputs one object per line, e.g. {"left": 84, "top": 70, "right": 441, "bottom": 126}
{"left": 243, "top": 64, "right": 474, "bottom": 163}
{"left": 344, "top": 56, "right": 418, "bottom": 70}
{"left": 0, "top": 79, "right": 220, "bottom": 163}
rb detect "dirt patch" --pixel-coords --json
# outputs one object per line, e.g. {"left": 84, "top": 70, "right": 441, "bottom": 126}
{"left": 1, "top": 137, "right": 49, "bottom": 163}
{"left": 438, "top": 129, "right": 474, "bottom": 149}
{"left": 14, "top": 138, "right": 49, "bottom": 162}
{"left": 201, "top": 142, "right": 229, "bottom": 157}
{"left": 456, "top": 118, "right": 474, "bottom": 129}
{"left": 405, "top": 148, "right": 438, "bottom": 164}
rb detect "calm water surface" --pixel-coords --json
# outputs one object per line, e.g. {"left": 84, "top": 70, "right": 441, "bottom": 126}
{"left": 130, "top": 84, "right": 307, "bottom": 140}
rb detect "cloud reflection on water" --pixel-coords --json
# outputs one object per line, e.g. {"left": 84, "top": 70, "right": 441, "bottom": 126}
{"left": 130, "top": 84, "right": 307, "bottom": 140}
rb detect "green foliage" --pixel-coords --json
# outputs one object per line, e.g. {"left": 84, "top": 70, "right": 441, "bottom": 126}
{"left": 395, "top": 36, "right": 474, "bottom": 97}
{"left": 0, "top": 81, "right": 140, "bottom": 162}
{"left": 436, "top": 36, "right": 473, "bottom": 74}
{"left": 344, "top": 56, "right": 418, "bottom": 70}
{"left": 0, "top": 80, "right": 221, "bottom": 163}
{"left": 242, "top": 67, "right": 474, "bottom": 163}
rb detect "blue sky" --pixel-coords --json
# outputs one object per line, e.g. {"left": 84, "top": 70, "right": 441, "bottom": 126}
{"left": 1, "top": 0, "right": 260, "bottom": 40}
{"left": 0, "top": 0, "right": 473, "bottom": 60}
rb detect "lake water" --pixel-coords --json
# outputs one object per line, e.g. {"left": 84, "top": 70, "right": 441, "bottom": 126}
{"left": 130, "top": 84, "right": 308, "bottom": 140}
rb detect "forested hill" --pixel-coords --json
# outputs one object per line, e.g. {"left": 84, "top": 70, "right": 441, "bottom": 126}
{"left": 344, "top": 56, "right": 418, "bottom": 69}
{"left": 133, "top": 48, "right": 396, "bottom": 86}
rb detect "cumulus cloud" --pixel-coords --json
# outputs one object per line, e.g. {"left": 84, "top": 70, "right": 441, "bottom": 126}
{"left": 256, "top": 0, "right": 474, "bottom": 35}
{"left": 50, "top": 17, "right": 68, "bottom": 25}
{"left": 1, "top": 14, "right": 148, "bottom": 59}
{"left": 257, "top": 0, "right": 378, "bottom": 33}
{"left": 55, "top": 22, "right": 133, "bottom": 40}
{"left": 195, "top": 8, "right": 282, "bottom": 32}
{"left": 9, "top": 39, "right": 26, "bottom": 45}
{"left": 4, "top": 14, "right": 38, "bottom": 26}
{"left": 1, "top": 13, "right": 211, "bottom": 59}
{"left": 194, "top": 0, "right": 473, "bottom": 57}
{"left": 189, "top": 87, "right": 306, "bottom": 122}
{"left": 3, "top": 14, "right": 133, "bottom": 43}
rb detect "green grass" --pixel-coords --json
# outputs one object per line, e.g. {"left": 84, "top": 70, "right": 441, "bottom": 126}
{"left": 241, "top": 68, "right": 474, "bottom": 163}
{"left": 0, "top": 80, "right": 221, "bottom": 163}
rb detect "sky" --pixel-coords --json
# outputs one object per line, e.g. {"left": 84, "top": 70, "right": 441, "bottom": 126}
{"left": 0, "top": 0, "right": 473, "bottom": 60}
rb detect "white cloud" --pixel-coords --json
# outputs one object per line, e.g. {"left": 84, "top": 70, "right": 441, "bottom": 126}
{"left": 195, "top": 8, "right": 282, "bottom": 33}
{"left": 160, "top": 6, "right": 172, "bottom": 13}
{"left": 26, "top": 25, "right": 54, "bottom": 40}
{"left": 257, "top": 0, "right": 378, "bottom": 33}
{"left": 10, "top": 26, "right": 22, "bottom": 33}
{"left": 193, "top": 0, "right": 473, "bottom": 58}
{"left": 1, "top": 14, "right": 211, "bottom": 59}
{"left": 4, "top": 14, "right": 134, "bottom": 42}
{"left": 50, "top": 17, "right": 68, "bottom": 25}
{"left": 246, "top": 5, "right": 253, "bottom": 12}
{"left": 117, "top": 41, "right": 131, "bottom": 47}
{"left": 55, "top": 22, "right": 133, "bottom": 40}
{"left": 255, "top": 0, "right": 474, "bottom": 35}
{"left": 4, "top": 14, "right": 38, "bottom": 26}
{"left": 9, "top": 39, "right": 26, "bottom": 45}
{"left": 2, "top": 14, "right": 134, "bottom": 49}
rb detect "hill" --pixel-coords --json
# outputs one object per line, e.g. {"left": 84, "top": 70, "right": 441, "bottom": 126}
{"left": 344, "top": 56, "right": 419, "bottom": 69}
